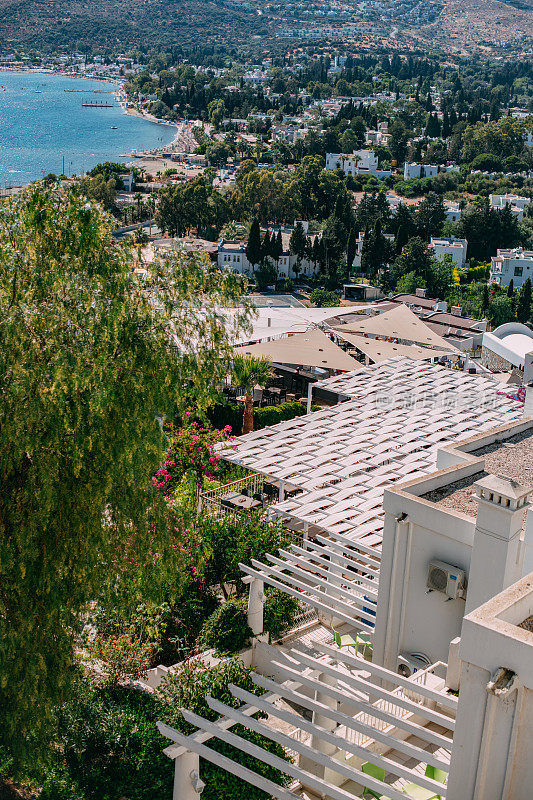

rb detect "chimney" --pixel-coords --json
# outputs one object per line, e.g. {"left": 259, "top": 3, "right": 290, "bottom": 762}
{"left": 465, "top": 475, "right": 531, "bottom": 614}
{"left": 451, "top": 305, "right": 462, "bottom": 316}
{"left": 415, "top": 288, "right": 426, "bottom": 298}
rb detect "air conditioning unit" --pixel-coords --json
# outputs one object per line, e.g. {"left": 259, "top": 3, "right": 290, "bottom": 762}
{"left": 427, "top": 560, "right": 467, "bottom": 600}
{"left": 397, "top": 652, "right": 431, "bottom": 678}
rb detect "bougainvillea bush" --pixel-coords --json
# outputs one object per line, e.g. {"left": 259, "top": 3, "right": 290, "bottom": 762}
{"left": 152, "top": 415, "right": 235, "bottom": 499}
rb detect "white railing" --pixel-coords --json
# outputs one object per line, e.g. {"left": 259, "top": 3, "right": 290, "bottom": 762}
{"left": 199, "top": 473, "right": 265, "bottom": 518}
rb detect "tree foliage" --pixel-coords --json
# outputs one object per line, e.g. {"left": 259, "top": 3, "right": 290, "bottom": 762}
{"left": 0, "top": 184, "right": 249, "bottom": 766}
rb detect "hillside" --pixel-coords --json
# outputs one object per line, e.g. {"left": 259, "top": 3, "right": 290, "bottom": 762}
{"left": 0, "top": 0, "right": 266, "bottom": 51}
{"left": 0, "top": 0, "right": 531, "bottom": 53}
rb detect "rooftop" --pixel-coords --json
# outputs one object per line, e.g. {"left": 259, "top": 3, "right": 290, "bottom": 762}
{"left": 218, "top": 358, "right": 524, "bottom": 549}
{"left": 423, "top": 428, "right": 533, "bottom": 518}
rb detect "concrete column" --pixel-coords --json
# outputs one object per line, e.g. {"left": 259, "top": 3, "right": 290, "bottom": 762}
{"left": 247, "top": 576, "right": 265, "bottom": 636}
{"left": 466, "top": 475, "right": 531, "bottom": 615}
{"left": 173, "top": 750, "right": 202, "bottom": 800}
{"left": 307, "top": 383, "right": 313, "bottom": 414}
{"left": 300, "top": 668, "right": 338, "bottom": 784}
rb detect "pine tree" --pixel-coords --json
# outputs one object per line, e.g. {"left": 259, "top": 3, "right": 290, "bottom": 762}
{"left": 245, "top": 218, "right": 262, "bottom": 270}
{"left": 507, "top": 279, "right": 514, "bottom": 298}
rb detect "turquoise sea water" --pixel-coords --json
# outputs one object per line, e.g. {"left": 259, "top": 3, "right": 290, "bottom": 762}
{"left": 0, "top": 71, "right": 176, "bottom": 187}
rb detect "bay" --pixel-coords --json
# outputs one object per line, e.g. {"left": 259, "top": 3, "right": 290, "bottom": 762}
{"left": 0, "top": 71, "right": 176, "bottom": 187}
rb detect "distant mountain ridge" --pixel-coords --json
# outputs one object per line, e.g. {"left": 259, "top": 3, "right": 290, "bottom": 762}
{"left": 0, "top": 0, "right": 531, "bottom": 52}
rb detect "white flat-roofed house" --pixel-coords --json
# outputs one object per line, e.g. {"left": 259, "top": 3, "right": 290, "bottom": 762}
{"left": 489, "top": 193, "right": 532, "bottom": 220}
{"left": 325, "top": 149, "right": 392, "bottom": 179}
{"left": 444, "top": 199, "right": 461, "bottom": 222}
{"left": 490, "top": 247, "right": 533, "bottom": 288}
{"left": 218, "top": 228, "right": 319, "bottom": 280}
{"left": 403, "top": 162, "right": 439, "bottom": 180}
{"left": 430, "top": 236, "right": 468, "bottom": 267}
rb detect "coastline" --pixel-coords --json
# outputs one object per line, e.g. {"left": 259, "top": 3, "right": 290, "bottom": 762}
{"left": 0, "top": 68, "right": 180, "bottom": 183}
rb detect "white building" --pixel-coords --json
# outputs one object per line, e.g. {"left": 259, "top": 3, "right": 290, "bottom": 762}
{"left": 482, "top": 321, "right": 533, "bottom": 380}
{"left": 490, "top": 247, "right": 533, "bottom": 288}
{"left": 325, "top": 149, "right": 392, "bottom": 179}
{"left": 404, "top": 162, "right": 439, "bottom": 180}
{"left": 430, "top": 236, "right": 468, "bottom": 267}
{"left": 218, "top": 226, "right": 318, "bottom": 280}
{"left": 490, "top": 194, "right": 532, "bottom": 220}
{"left": 444, "top": 199, "right": 461, "bottom": 222}
{"left": 158, "top": 360, "right": 533, "bottom": 800}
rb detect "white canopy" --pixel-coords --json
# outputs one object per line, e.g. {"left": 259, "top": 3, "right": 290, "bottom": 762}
{"left": 234, "top": 327, "right": 361, "bottom": 371}
{"left": 333, "top": 304, "right": 458, "bottom": 352}
{"left": 334, "top": 329, "right": 452, "bottom": 363}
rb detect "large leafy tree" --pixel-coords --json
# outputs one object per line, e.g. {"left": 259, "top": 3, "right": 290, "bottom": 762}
{"left": 0, "top": 184, "right": 250, "bottom": 766}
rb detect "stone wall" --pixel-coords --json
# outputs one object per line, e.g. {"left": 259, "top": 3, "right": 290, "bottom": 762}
{"left": 481, "top": 345, "right": 513, "bottom": 373}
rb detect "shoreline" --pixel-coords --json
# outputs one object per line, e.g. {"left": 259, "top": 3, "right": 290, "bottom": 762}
{"left": 0, "top": 68, "right": 180, "bottom": 185}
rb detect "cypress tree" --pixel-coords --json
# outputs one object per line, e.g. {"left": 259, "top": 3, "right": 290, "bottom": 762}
{"left": 245, "top": 218, "right": 262, "bottom": 269}
{"left": 346, "top": 228, "right": 356, "bottom": 274}
{"left": 517, "top": 278, "right": 532, "bottom": 323}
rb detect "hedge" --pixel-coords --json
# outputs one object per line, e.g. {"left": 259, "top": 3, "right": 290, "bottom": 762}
{"left": 208, "top": 400, "right": 319, "bottom": 436}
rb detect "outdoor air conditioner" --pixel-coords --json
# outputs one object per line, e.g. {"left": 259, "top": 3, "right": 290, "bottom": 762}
{"left": 397, "top": 652, "right": 431, "bottom": 678}
{"left": 426, "top": 559, "right": 467, "bottom": 600}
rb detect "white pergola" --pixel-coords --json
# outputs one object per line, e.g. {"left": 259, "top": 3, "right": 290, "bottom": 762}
{"left": 217, "top": 359, "right": 523, "bottom": 550}
{"left": 159, "top": 643, "right": 457, "bottom": 800}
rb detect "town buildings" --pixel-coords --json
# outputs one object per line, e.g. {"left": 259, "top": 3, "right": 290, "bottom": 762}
{"left": 325, "top": 149, "right": 392, "bottom": 179}
{"left": 430, "top": 236, "right": 468, "bottom": 267}
{"left": 489, "top": 194, "right": 532, "bottom": 220}
{"left": 490, "top": 247, "right": 533, "bottom": 289}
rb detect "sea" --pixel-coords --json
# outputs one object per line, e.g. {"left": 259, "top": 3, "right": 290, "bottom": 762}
{"left": 0, "top": 71, "right": 176, "bottom": 187}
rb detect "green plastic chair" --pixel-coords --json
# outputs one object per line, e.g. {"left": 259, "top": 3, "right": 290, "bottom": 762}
{"left": 361, "top": 762, "right": 393, "bottom": 800}
{"left": 356, "top": 632, "right": 374, "bottom": 659}
{"left": 402, "top": 763, "right": 447, "bottom": 799}
{"left": 333, "top": 629, "right": 357, "bottom": 649}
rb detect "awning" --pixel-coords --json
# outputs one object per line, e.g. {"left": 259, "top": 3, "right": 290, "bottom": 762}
{"left": 234, "top": 327, "right": 362, "bottom": 371}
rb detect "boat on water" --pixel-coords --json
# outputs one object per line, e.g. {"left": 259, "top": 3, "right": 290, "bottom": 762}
{"left": 110, "top": 126, "right": 118, "bottom": 129}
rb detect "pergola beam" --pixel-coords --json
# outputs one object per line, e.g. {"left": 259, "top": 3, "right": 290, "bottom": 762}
{"left": 203, "top": 697, "right": 426, "bottom": 800}
{"left": 289, "top": 649, "right": 456, "bottom": 731}
{"left": 156, "top": 722, "right": 299, "bottom": 800}
{"left": 264, "top": 664, "right": 453, "bottom": 751}
{"left": 315, "top": 642, "right": 458, "bottom": 712}
{"left": 240, "top": 562, "right": 374, "bottom": 631}
{"left": 288, "top": 542, "right": 379, "bottom": 596}
{"left": 229, "top": 684, "right": 450, "bottom": 788}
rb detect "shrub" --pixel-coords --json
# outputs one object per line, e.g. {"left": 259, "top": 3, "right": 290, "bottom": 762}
{"left": 264, "top": 588, "right": 299, "bottom": 640}
{"left": 310, "top": 288, "right": 340, "bottom": 307}
{"left": 157, "top": 659, "right": 292, "bottom": 800}
{"left": 208, "top": 400, "right": 316, "bottom": 436}
{"left": 199, "top": 598, "right": 252, "bottom": 656}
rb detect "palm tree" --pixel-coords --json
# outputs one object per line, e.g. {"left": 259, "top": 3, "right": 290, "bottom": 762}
{"left": 231, "top": 355, "right": 273, "bottom": 434}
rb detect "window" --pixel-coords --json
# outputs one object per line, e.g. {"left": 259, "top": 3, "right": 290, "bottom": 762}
{"left": 514, "top": 267, "right": 523, "bottom": 277}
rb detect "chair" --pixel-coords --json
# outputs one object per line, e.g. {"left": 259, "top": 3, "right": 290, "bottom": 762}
{"left": 356, "top": 633, "right": 373, "bottom": 659}
{"left": 241, "top": 488, "right": 249, "bottom": 497}
{"left": 333, "top": 629, "right": 357, "bottom": 650}
{"left": 401, "top": 764, "right": 447, "bottom": 800}
{"left": 361, "top": 762, "right": 393, "bottom": 800}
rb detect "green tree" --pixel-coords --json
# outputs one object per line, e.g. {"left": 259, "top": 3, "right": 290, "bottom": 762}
{"left": 207, "top": 99, "right": 226, "bottom": 130}
{"left": 489, "top": 295, "right": 515, "bottom": 327}
{"left": 416, "top": 193, "right": 446, "bottom": 239}
{"left": 517, "top": 278, "right": 532, "bottom": 323}
{"left": 231, "top": 355, "right": 273, "bottom": 434}
{"left": 0, "top": 184, "right": 249, "bottom": 767}
{"left": 245, "top": 218, "right": 263, "bottom": 271}
{"left": 289, "top": 221, "right": 308, "bottom": 278}
{"left": 309, "top": 288, "right": 340, "bottom": 307}
{"left": 346, "top": 228, "right": 356, "bottom": 273}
